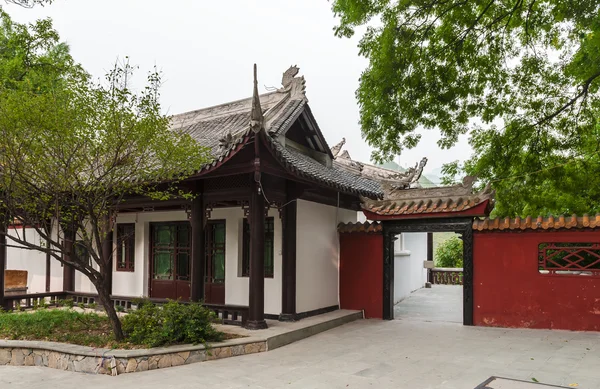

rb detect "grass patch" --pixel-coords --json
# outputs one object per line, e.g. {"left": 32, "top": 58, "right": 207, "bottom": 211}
{"left": 0, "top": 306, "right": 240, "bottom": 349}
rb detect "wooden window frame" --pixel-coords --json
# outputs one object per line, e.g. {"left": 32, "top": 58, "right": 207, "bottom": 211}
{"left": 242, "top": 217, "right": 274, "bottom": 278}
{"left": 116, "top": 223, "right": 135, "bottom": 272}
{"left": 149, "top": 222, "right": 191, "bottom": 281}
{"left": 206, "top": 220, "right": 226, "bottom": 283}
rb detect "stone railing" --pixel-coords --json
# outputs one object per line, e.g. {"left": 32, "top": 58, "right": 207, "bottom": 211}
{"left": 2, "top": 291, "right": 248, "bottom": 326}
{"left": 431, "top": 268, "right": 463, "bottom": 285}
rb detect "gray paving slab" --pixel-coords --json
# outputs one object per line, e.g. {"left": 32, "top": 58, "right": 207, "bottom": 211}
{"left": 1, "top": 319, "right": 599, "bottom": 388}
{"left": 395, "top": 284, "right": 463, "bottom": 323}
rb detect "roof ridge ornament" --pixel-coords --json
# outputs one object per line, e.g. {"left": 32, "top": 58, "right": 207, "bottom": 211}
{"left": 330, "top": 138, "right": 346, "bottom": 158}
{"left": 380, "top": 157, "right": 428, "bottom": 192}
{"left": 250, "top": 64, "right": 264, "bottom": 133}
{"left": 278, "top": 65, "right": 307, "bottom": 99}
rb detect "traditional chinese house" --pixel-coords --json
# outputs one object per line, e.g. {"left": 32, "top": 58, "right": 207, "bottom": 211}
{"left": 2, "top": 66, "right": 411, "bottom": 329}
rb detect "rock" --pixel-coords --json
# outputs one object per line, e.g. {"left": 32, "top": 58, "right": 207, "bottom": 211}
{"left": 98, "top": 367, "right": 108, "bottom": 375}
{"left": 116, "top": 359, "right": 126, "bottom": 375}
{"left": 11, "top": 350, "right": 24, "bottom": 366}
{"left": 157, "top": 354, "right": 172, "bottom": 369}
{"left": 185, "top": 350, "right": 206, "bottom": 364}
{"left": 21, "top": 349, "right": 32, "bottom": 356}
{"left": 125, "top": 358, "right": 137, "bottom": 373}
{"left": 177, "top": 351, "right": 190, "bottom": 361}
{"left": 42, "top": 353, "right": 48, "bottom": 366}
{"left": 0, "top": 349, "right": 11, "bottom": 365}
{"left": 231, "top": 345, "right": 245, "bottom": 356}
{"left": 34, "top": 354, "right": 43, "bottom": 366}
{"left": 73, "top": 356, "right": 98, "bottom": 374}
{"left": 244, "top": 343, "right": 261, "bottom": 354}
{"left": 171, "top": 354, "right": 185, "bottom": 367}
{"left": 136, "top": 359, "right": 149, "bottom": 372}
{"left": 259, "top": 342, "right": 267, "bottom": 352}
{"left": 24, "top": 354, "right": 35, "bottom": 366}
{"left": 59, "top": 355, "right": 69, "bottom": 370}
{"left": 47, "top": 352, "right": 60, "bottom": 369}
{"left": 148, "top": 355, "right": 160, "bottom": 370}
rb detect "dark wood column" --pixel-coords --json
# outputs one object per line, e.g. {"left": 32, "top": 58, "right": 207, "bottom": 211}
{"left": 382, "top": 227, "right": 395, "bottom": 320}
{"left": 190, "top": 182, "right": 206, "bottom": 302}
{"left": 62, "top": 228, "right": 75, "bottom": 292}
{"left": 246, "top": 172, "right": 267, "bottom": 329}
{"left": 0, "top": 224, "right": 7, "bottom": 310}
{"left": 279, "top": 182, "right": 299, "bottom": 321}
{"left": 426, "top": 232, "right": 433, "bottom": 284}
{"left": 102, "top": 216, "right": 113, "bottom": 295}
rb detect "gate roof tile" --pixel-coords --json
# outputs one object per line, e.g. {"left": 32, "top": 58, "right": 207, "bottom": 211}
{"left": 472, "top": 214, "right": 600, "bottom": 231}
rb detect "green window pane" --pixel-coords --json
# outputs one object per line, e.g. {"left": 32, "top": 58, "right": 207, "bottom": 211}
{"left": 153, "top": 250, "right": 173, "bottom": 280}
{"left": 177, "top": 225, "right": 190, "bottom": 246}
{"left": 155, "top": 225, "right": 175, "bottom": 246}
{"left": 176, "top": 251, "right": 190, "bottom": 280}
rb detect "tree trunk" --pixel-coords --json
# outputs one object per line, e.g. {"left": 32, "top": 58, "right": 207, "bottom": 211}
{"left": 94, "top": 279, "right": 125, "bottom": 341}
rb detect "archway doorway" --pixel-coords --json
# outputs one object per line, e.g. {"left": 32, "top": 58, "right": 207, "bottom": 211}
{"left": 381, "top": 218, "right": 474, "bottom": 324}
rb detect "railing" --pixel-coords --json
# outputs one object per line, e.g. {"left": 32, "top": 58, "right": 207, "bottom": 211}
{"left": 2, "top": 291, "right": 67, "bottom": 310}
{"left": 431, "top": 268, "right": 463, "bottom": 285}
{"left": 2, "top": 291, "right": 249, "bottom": 327}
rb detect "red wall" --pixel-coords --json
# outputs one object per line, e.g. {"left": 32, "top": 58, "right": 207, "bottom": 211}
{"left": 339, "top": 233, "right": 383, "bottom": 319}
{"left": 474, "top": 230, "right": 600, "bottom": 331}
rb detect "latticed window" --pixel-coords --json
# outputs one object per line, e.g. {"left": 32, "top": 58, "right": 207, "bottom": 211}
{"left": 538, "top": 243, "right": 600, "bottom": 276}
{"left": 116, "top": 224, "right": 135, "bottom": 272}
{"left": 242, "top": 217, "right": 274, "bottom": 278}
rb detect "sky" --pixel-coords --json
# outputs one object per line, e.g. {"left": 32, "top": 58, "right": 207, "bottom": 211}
{"left": 4, "top": 0, "right": 471, "bottom": 175}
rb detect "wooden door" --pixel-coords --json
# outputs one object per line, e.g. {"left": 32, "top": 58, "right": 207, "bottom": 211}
{"left": 150, "top": 222, "right": 191, "bottom": 300}
{"left": 204, "top": 220, "right": 225, "bottom": 304}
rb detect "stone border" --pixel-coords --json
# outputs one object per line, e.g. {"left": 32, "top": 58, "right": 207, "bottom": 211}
{"left": 0, "top": 310, "right": 363, "bottom": 376}
{"left": 0, "top": 339, "right": 266, "bottom": 375}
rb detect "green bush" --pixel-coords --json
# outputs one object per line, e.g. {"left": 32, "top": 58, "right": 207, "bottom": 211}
{"left": 121, "top": 300, "right": 223, "bottom": 348}
{"left": 435, "top": 236, "right": 463, "bottom": 268}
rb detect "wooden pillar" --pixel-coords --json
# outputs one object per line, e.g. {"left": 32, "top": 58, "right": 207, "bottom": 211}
{"left": 246, "top": 173, "right": 267, "bottom": 329}
{"left": 382, "top": 227, "right": 395, "bottom": 320}
{"left": 279, "top": 182, "right": 298, "bottom": 321}
{"left": 62, "top": 228, "right": 75, "bottom": 292}
{"left": 0, "top": 224, "right": 7, "bottom": 310}
{"left": 426, "top": 232, "right": 433, "bottom": 284}
{"left": 190, "top": 182, "right": 206, "bottom": 302}
{"left": 102, "top": 216, "right": 113, "bottom": 296}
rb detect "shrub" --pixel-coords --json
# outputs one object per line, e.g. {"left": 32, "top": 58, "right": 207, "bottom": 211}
{"left": 121, "top": 300, "right": 223, "bottom": 348}
{"left": 435, "top": 236, "right": 463, "bottom": 268}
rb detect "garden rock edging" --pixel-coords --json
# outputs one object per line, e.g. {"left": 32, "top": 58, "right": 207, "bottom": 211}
{"left": 0, "top": 337, "right": 267, "bottom": 375}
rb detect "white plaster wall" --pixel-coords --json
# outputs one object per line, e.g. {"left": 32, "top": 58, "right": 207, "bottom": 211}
{"left": 5, "top": 227, "right": 57, "bottom": 294}
{"left": 394, "top": 232, "right": 428, "bottom": 303}
{"left": 221, "top": 207, "right": 282, "bottom": 315}
{"left": 111, "top": 210, "right": 188, "bottom": 298}
{"left": 295, "top": 200, "right": 356, "bottom": 313}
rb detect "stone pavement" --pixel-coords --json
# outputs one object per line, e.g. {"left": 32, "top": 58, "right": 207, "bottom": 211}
{"left": 1, "top": 319, "right": 599, "bottom": 388}
{"left": 394, "top": 285, "right": 463, "bottom": 323}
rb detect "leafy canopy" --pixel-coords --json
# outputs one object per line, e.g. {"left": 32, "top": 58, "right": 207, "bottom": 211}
{"left": 332, "top": 0, "right": 600, "bottom": 216}
{"left": 435, "top": 236, "right": 463, "bottom": 268}
{"left": 0, "top": 11, "right": 211, "bottom": 340}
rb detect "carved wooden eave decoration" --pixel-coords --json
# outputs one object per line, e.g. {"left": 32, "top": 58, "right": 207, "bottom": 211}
{"left": 360, "top": 176, "right": 495, "bottom": 220}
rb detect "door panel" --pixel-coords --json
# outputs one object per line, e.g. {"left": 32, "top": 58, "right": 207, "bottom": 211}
{"left": 205, "top": 220, "right": 226, "bottom": 304}
{"left": 150, "top": 222, "right": 191, "bottom": 300}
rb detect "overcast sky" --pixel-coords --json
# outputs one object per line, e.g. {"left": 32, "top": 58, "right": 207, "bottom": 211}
{"left": 5, "top": 0, "right": 471, "bottom": 175}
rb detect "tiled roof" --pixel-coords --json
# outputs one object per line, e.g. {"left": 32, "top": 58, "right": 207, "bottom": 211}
{"left": 338, "top": 221, "right": 382, "bottom": 234}
{"left": 266, "top": 137, "right": 383, "bottom": 198}
{"left": 361, "top": 177, "right": 494, "bottom": 217}
{"left": 473, "top": 214, "right": 600, "bottom": 231}
{"left": 168, "top": 67, "right": 383, "bottom": 197}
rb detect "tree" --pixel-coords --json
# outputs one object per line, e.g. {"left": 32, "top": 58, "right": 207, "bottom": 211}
{"left": 3, "top": 0, "right": 51, "bottom": 8}
{"left": 0, "top": 11, "right": 210, "bottom": 340}
{"left": 331, "top": 0, "right": 600, "bottom": 216}
{"left": 435, "top": 236, "right": 463, "bottom": 268}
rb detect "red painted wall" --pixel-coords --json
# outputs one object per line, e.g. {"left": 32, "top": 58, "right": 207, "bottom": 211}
{"left": 339, "top": 233, "right": 383, "bottom": 319}
{"left": 474, "top": 230, "right": 600, "bottom": 331}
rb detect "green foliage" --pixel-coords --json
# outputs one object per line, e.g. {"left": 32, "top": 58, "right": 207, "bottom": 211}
{"left": 116, "top": 304, "right": 125, "bottom": 313}
{"left": 58, "top": 299, "right": 74, "bottom": 309}
{"left": 332, "top": 0, "right": 600, "bottom": 216}
{"left": 435, "top": 236, "right": 463, "bottom": 268}
{"left": 0, "top": 309, "right": 113, "bottom": 347}
{"left": 0, "top": 12, "right": 212, "bottom": 340}
{"left": 121, "top": 301, "right": 224, "bottom": 348}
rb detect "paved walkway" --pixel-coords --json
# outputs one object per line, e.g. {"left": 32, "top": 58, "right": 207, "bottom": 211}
{"left": 394, "top": 285, "right": 463, "bottom": 323}
{"left": 1, "top": 319, "right": 599, "bottom": 388}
